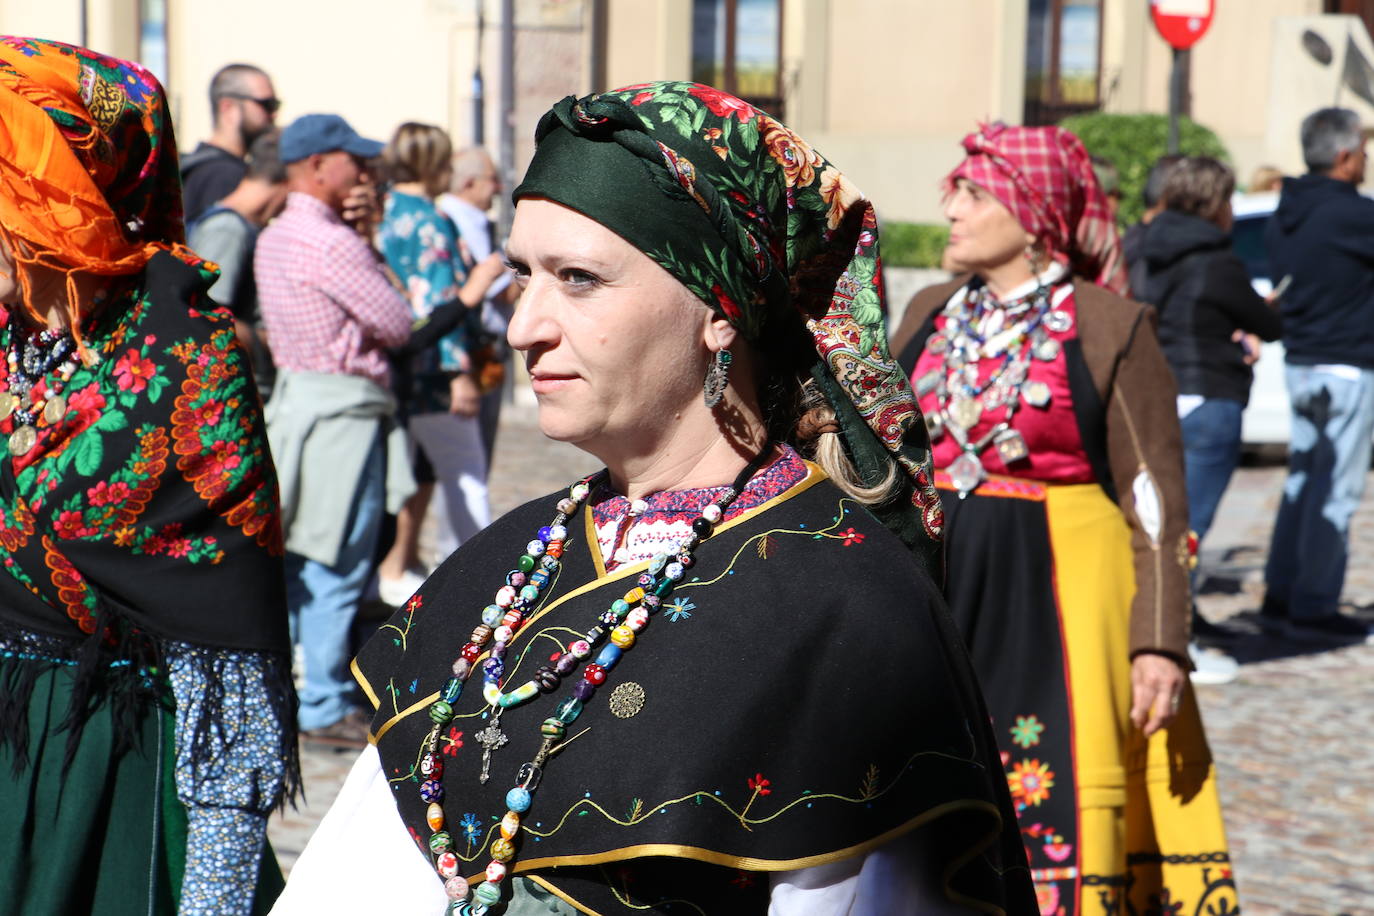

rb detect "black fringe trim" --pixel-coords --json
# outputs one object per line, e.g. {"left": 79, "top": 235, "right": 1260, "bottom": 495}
{"left": 0, "top": 613, "right": 300, "bottom": 811}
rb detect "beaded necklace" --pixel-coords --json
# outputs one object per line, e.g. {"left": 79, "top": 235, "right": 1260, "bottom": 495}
{"left": 421, "top": 446, "right": 774, "bottom": 914}
{"left": 0, "top": 325, "right": 79, "bottom": 458}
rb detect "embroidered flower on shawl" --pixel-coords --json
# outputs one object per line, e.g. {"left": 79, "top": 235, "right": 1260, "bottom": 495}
{"left": 840, "top": 527, "right": 865, "bottom": 546}
{"left": 86, "top": 480, "right": 131, "bottom": 506}
{"left": 818, "top": 166, "right": 862, "bottom": 231}
{"left": 1010, "top": 714, "right": 1045, "bottom": 749}
{"left": 1034, "top": 881, "right": 1061, "bottom": 915}
{"left": 113, "top": 348, "right": 157, "bottom": 393}
{"left": 758, "top": 115, "right": 821, "bottom": 188}
{"left": 54, "top": 509, "right": 95, "bottom": 538}
{"left": 688, "top": 83, "right": 754, "bottom": 121}
{"left": 747, "top": 773, "right": 772, "bottom": 796}
{"left": 442, "top": 726, "right": 464, "bottom": 756}
{"left": 459, "top": 812, "right": 482, "bottom": 844}
{"left": 663, "top": 598, "right": 695, "bottom": 622}
{"left": 65, "top": 383, "right": 106, "bottom": 426}
{"left": 1009, "top": 759, "right": 1054, "bottom": 808}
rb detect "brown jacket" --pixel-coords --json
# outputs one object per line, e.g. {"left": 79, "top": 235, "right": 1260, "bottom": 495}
{"left": 891, "top": 276, "right": 1191, "bottom": 662}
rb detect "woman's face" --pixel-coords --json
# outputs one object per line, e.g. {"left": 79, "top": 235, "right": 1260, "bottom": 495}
{"left": 942, "top": 178, "right": 1035, "bottom": 275}
{"left": 506, "top": 198, "right": 718, "bottom": 456}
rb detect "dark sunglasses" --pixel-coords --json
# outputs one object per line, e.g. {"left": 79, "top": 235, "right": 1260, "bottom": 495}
{"left": 224, "top": 93, "right": 281, "bottom": 115}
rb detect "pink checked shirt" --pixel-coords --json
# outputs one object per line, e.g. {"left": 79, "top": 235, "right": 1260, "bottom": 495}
{"left": 255, "top": 192, "right": 413, "bottom": 387}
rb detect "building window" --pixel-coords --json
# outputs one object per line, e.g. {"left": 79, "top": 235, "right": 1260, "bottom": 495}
{"left": 1024, "top": 0, "right": 1103, "bottom": 126}
{"left": 139, "top": 0, "right": 170, "bottom": 87}
{"left": 691, "top": 0, "right": 783, "bottom": 117}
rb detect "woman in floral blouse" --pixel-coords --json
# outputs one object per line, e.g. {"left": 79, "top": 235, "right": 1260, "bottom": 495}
{"left": 376, "top": 122, "right": 507, "bottom": 605}
{"left": 0, "top": 37, "right": 295, "bottom": 915}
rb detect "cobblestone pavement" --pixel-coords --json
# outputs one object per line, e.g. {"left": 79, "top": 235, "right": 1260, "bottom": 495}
{"left": 269, "top": 419, "right": 1373, "bottom": 914}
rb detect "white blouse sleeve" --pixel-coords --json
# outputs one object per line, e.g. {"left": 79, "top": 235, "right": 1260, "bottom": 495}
{"left": 270, "top": 745, "right": 449, "bottom": 916}
{"left": 768, "top": 825, "right": 975, "bottom": 915}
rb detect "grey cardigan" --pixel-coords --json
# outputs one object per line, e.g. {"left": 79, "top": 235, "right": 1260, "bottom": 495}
{"left": 266, "top": 370, "right": 415, "bottom": 566}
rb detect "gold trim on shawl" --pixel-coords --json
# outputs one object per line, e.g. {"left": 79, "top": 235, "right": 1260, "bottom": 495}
{"left": 352, "top": 656, "right": 380, "bottom": 714}
{"left": 508, "top": 800, "right": 1012, "bottom": 916}
{"left": 364, "top": 462, "right": 828, "bottom": 744}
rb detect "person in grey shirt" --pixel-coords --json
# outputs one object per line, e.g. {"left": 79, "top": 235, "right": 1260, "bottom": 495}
{"left": 188, "top": 130, "right": 288, "bottom": 398}
{"left": 439, "top": 146, "right": 515, "bottom": 461}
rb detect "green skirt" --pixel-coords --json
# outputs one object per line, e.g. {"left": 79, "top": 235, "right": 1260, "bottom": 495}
{"left": 0, "top": 656, "right": 284, "bottom": 916}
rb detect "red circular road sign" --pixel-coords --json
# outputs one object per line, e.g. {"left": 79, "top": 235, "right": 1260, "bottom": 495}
{"left": 1151, "top": 0, "right": 1215, "bottom": 50}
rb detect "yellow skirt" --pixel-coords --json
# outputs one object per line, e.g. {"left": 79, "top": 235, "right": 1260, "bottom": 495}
{"left": 937, "top": 475, "right": 1238, "bottom": 915}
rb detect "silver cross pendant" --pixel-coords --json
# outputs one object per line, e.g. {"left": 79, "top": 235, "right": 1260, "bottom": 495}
{"left": 475, "top": 710, "right": 509, "bottom": 784}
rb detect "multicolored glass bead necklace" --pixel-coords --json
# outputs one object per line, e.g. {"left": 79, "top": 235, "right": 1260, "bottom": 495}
{"left": 420, "top": 445, "right": 774, "bottom": 914}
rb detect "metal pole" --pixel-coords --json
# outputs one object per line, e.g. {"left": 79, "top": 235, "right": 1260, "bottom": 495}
{"left": 1167, "top": 46, "right": 1182, "bottom": 154}
{"left": 589, "top": 0, "right": 608, "bottom": 94}
{"left": 78, "top": 0, "right": 88, "bottom": 47}
{"left": 472, "top": 0, "right": 486, "bottom": 145}
{"left": 498, "top": 0, "right": 515, "bottom": 237}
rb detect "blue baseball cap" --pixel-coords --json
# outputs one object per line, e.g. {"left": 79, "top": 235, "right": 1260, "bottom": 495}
{"left": 279, "top": 114, "right": 384, "bottom": 164}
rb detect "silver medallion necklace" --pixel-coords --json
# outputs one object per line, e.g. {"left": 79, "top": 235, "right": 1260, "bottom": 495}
{"left": 921, "top": 279, "right": 1073, "bottom": 497}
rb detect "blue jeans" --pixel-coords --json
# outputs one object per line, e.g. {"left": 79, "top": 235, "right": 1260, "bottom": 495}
{"left": 285, "top": 431, "right": 385, "bottom": 730}
{"left": 1265, "top": 364, "right": 1374, "bottom": 620}
{"left": 1180, "top": 398, "right": 1245, "bottom": 544}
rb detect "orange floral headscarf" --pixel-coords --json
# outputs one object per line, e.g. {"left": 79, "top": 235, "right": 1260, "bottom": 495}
{"left": 0, "top": 37, "right": 193, "bottom": 356}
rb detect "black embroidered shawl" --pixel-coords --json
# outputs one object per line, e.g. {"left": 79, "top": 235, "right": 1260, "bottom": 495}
{"left": 357, "top": 467, "right": 1033, "bottom": 914}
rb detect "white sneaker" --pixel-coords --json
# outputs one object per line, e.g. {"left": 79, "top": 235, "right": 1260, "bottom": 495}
{"left": 1188, "top": 642, "right": 1239, "bottom": 685}
{"left": 378, "top": 568, "right": 427, "bottom": 607}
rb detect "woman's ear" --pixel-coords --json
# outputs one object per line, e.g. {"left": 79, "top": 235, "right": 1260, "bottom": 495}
{"left": 706, "top": 314, "right": 739, "bottom": 354}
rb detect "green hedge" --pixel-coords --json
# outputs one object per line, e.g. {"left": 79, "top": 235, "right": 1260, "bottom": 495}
{"left": 1059, "top": 112, "right": 1231, "bottom": 227}
{"left": 881, "top": 221, "right": 949, "bottom": 269}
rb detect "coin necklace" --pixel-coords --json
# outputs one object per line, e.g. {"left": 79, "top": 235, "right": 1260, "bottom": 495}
{"left": 916, "top": 281, "right": 1071, "bottom": 497}
{"left": 420, "top": 446, "right": 773, "bottom": 914}
{"left": 1, "top": 326, "right": 79, "bottom": 458}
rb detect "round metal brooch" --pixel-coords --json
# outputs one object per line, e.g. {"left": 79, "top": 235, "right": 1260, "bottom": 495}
{"left": 608, "top": 682, "right": 646, "bottom": 719}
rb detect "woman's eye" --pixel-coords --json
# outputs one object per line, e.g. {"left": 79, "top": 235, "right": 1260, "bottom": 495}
{"left": 561, "top": 268, "right": 600, "bottom": 288}
{"left": 506, "top": 260, "right": 530, "bottom": 284}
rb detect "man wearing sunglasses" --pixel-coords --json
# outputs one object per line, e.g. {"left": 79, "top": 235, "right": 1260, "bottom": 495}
{"left": 182, "top": 63, "right": 280, "bottom": 222}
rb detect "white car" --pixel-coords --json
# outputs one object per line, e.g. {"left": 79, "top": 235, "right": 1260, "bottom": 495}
{"left": 1230, "top": 191, "right": 1289, "bottom": 445}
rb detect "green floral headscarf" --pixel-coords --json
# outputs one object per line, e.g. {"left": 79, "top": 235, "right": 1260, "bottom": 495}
{"left": 514, "top": 81, "right": 943, "bottom": 568}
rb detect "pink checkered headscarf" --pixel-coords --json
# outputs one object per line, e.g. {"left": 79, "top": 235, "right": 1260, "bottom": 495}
{"left": 945, "top": 122, "right": 1129, "bottom": 296}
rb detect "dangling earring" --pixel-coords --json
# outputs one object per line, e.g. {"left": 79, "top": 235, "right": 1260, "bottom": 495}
{"left": 703, "top": 349, "right": 732, "bottom": 408}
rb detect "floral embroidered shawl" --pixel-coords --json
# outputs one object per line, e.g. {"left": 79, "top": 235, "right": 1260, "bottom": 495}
{"left": 512, "top": 82, "right": 943, "bottom": 573}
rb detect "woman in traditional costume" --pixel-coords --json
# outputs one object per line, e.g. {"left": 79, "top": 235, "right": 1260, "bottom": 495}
{"left": 0, "top": 38, "right": 295, "bottom": 915}
{"left": 890, "top": 122, "right": 1238, "bottom": 915}
{"left": 273, "top": 83, "right": 1035, "bottom": 914}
